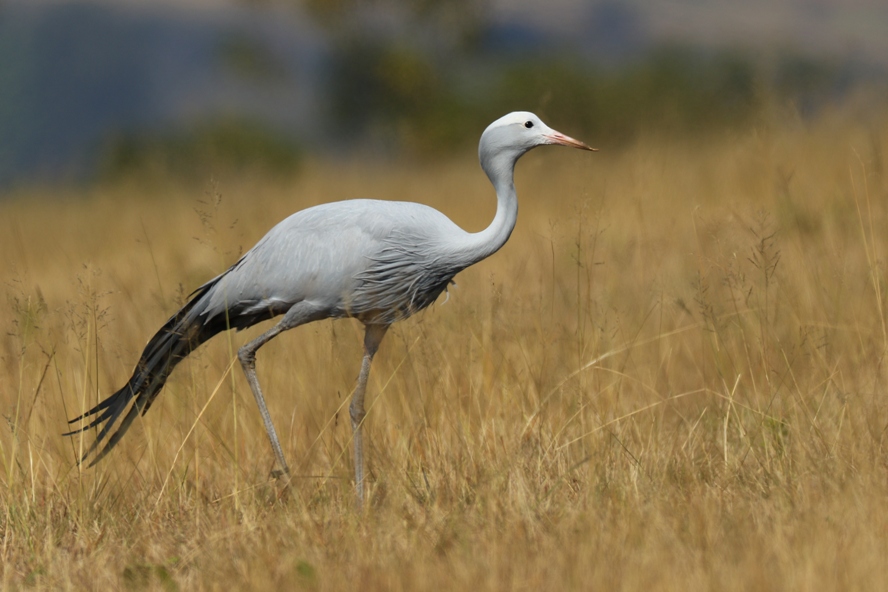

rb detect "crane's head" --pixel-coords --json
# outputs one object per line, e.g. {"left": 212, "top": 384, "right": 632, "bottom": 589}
{"left": 479, "top": 112, "right": 596, "bottom": 182}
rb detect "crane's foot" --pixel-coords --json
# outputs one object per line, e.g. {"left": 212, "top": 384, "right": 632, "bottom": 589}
{"left": 270, "top": 462, "right": 291, "bottom": 482}
{"left": 271, "top": 467, "right": 293, "bottom": 503}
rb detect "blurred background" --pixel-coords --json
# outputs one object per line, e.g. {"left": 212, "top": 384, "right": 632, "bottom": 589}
{"left": 1, "top": 0, "right": 886, "bottom": 189}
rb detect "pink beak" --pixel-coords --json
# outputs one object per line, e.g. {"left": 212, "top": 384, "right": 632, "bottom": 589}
{"left": 544, "top": 131, "right": 598, "bottom": 151}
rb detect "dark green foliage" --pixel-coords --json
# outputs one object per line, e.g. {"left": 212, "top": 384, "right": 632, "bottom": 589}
{"left": 329, "top": 41, "right": 442, "bottom": 128}
{"left": 99, "top": 118, "right": 302, "bottom": 181}
{"left": 324, "top": 43, "right": 799, "bottom": 156}
{"left": 487, "top": 48, "right": 763, "bottom": 141}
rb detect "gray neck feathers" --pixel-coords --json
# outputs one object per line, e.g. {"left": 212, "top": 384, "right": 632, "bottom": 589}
{"left": 453, "top": 130, "right": 528, "bottom": 267}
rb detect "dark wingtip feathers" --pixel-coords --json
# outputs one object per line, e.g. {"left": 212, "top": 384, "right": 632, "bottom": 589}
{"left": 65, "top": 380, "right": 140, "bottom": 465}
{"left": 63, "top": 277, "right": 228, "bottom": 467}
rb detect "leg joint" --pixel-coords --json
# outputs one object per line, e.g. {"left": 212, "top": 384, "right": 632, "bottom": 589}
{"left": 237, "top": 346, "right": 255, "bottom": 368}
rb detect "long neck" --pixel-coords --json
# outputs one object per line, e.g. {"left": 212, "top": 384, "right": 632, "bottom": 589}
{"left": 457, "top": 153, "right": 519, "bottom": 267}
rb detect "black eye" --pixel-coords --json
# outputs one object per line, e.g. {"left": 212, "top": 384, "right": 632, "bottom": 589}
{"left": 524, "top": 121, "right": 533, "bottom": 128}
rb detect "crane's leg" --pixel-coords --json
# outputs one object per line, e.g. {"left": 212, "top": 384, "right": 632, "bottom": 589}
{"left": 350, "top": 323, "right": 389, "bottom": 509}
{"left": 237, "top": 304, "right": 322, "bottom": 478}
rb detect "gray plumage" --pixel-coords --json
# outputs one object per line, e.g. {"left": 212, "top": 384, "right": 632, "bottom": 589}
{"left": 204, "top": 200, "right": 471, "bottom": 325}
{"left": 65, "top": 111, "right": 595, "bottom": 507}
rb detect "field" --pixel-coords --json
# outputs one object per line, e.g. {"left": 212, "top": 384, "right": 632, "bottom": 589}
{"left": 2, "top": 109, "right": 888, "bottom": 590}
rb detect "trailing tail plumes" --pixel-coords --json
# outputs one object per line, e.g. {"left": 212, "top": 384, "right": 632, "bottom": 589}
{"left": 65, "top": 280, "right": 229, "bottom": 466}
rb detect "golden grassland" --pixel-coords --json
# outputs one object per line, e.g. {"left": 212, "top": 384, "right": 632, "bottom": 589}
{"left": 2, "top": 109, "right": 888, "bottom": 590}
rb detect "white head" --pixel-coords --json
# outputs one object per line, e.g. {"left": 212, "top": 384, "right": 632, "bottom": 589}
{"left": 479, "top": 111, "right": 596, "bottom": 184}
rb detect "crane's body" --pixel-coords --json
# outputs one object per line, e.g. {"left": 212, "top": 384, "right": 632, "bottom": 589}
{"left": 203, "top": 199, "right": 478, "bottom": 326}
{"left": 66, "top": 112, "right": 595, "bottom": 507}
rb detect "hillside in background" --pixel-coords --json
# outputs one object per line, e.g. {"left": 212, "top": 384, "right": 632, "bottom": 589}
{"left": 0, "top": 0, "right": 886, "bottom": 187}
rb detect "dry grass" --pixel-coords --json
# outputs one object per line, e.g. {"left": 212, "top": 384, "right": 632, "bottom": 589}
{"left": 2, "top": 109, "right": 888, "bottom": 590}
